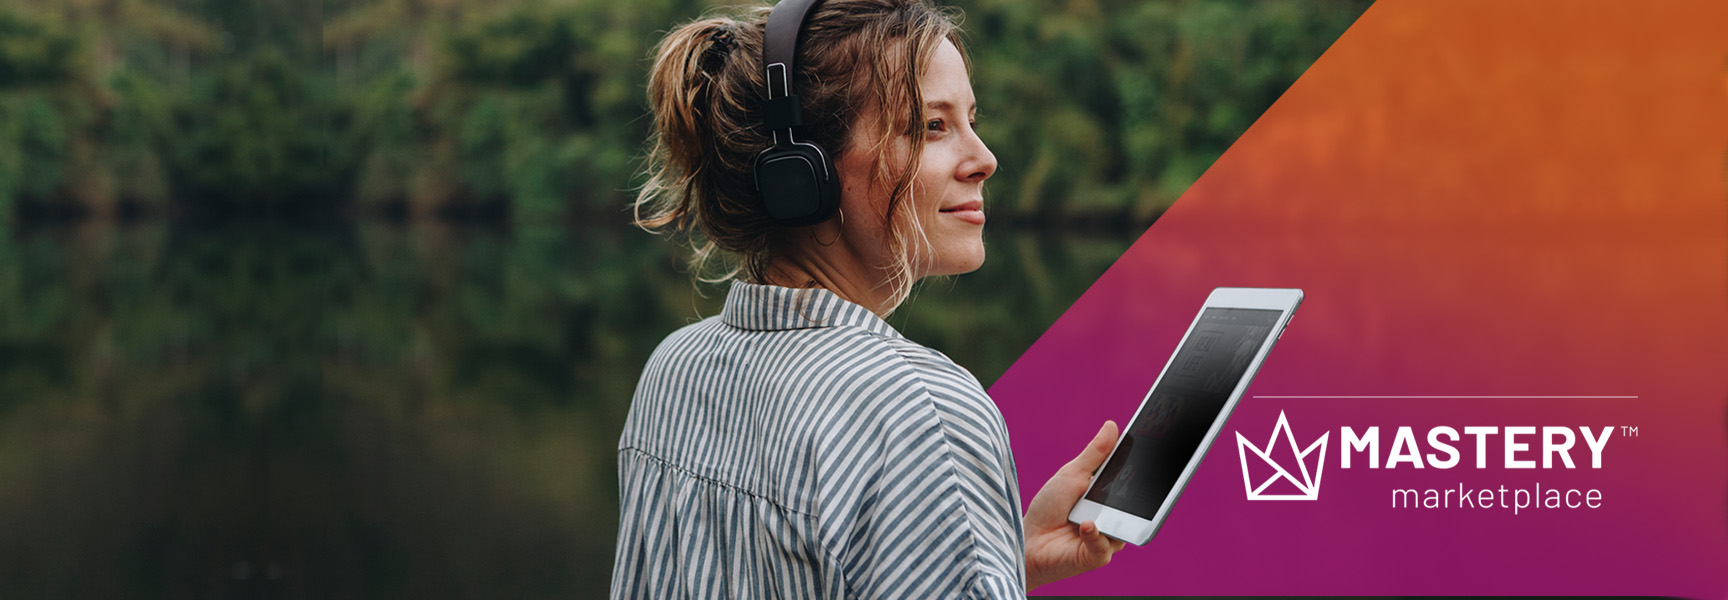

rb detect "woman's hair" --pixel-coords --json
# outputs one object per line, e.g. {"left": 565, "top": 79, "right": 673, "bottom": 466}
{"left": 633, "top": 0, "right": 964, "bottom": 307}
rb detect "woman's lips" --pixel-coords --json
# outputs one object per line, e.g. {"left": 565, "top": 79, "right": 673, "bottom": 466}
{"left": 940, "top": 201, "right": 986, "bottom": 225}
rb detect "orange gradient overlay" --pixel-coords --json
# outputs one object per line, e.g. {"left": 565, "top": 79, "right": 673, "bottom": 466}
{"left": 994, "top": 0, "right": 1728, "bottom": 594}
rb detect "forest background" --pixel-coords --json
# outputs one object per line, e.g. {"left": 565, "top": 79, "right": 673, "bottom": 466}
{"left": 1, "top": 0, "right": 1368, "bottom": 224}
{"left": 0, "top": 0, "right": 1369, "bottom": 597}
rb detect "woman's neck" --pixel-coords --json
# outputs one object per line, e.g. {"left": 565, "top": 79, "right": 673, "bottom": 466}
{"left": 760, "top": 250, "right": 901, "bottom": 318}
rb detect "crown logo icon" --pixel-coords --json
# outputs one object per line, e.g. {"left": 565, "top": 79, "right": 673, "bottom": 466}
{"left": 1236, "top": 411, "right": 1328, "bottom": 501}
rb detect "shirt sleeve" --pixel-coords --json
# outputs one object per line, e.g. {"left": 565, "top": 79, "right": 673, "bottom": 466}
{"left": 815, "top": 345, "right": 1027, "bottom": 599}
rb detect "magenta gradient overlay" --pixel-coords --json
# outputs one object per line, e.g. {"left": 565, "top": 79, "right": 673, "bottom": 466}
{"left": 988, "top": 1, "right": 1728, "bottom": 595}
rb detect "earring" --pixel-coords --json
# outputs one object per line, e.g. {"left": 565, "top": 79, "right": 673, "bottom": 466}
{"left": 813, "top": 207, "right": 843, "bottom": 246}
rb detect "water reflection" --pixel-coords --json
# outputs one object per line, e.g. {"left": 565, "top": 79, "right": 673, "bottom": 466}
{"left": 0, "top": 220, "right": 1135, "bottom": 597}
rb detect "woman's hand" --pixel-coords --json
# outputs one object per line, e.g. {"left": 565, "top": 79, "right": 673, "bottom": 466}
{"left": 1023, "top": 421, "right": 1127, "bottom": 590}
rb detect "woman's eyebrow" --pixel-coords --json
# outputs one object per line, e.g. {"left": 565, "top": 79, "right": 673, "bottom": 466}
{"left": 923, "top": 99, "right": 977, "bottom": 113}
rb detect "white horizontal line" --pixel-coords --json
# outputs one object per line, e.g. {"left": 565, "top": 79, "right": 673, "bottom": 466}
{"left": 1253, "top": 395, "right": 1639, "bottom": 399}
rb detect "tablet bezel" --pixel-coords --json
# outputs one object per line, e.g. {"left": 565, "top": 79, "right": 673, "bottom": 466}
{"left": 1068, "top": 287, "right": 1303, "bottom": 546}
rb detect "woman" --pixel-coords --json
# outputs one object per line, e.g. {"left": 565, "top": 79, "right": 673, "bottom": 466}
{"left": 616, "top": 0, "right": 1123, "bottom": 596}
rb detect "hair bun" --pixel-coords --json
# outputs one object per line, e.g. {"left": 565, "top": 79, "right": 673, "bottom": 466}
{"left": 709, "top": 23, "right": 736, "bottom": 57}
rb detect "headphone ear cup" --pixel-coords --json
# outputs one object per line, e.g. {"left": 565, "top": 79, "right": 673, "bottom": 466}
{"left": 755, "top": 142, "right": 839, "bottom": 227}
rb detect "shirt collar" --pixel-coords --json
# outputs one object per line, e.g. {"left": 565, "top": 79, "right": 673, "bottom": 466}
{"left": 720, "top": 280, "right": 901, "bottom": 338}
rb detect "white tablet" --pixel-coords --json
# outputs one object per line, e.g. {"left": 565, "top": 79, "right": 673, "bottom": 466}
{"left": 1069, "top": 287, "right": 1303, "bottom": 545}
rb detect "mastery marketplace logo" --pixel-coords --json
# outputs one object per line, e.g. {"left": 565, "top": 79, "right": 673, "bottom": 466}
{"left": 1233, "top": 410, "right": 1628, "bottom": 514}
{"left": 1236, "top": 411, "right": 1327, "bottom": 500}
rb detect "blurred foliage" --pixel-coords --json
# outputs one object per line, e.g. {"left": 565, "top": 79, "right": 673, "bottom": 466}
{"left": 170, "top": 49, "right": 353, "bottom": 208}
{"left": 0, "top": 1, "right": 204, "bottom": 218}
{"left": 340, "top": 0, "right": 707, "bottom": 221}
{"left": 0, "top": 0, "right": 1370, "bottom": 224}
{"left": 0, "top": 11, "right": 83, "bottom": 85}
{"left": 967, "top": 0, "right": 1371, "bottom": 222}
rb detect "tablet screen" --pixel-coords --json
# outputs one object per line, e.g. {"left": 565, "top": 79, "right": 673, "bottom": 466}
{"left": 1085, "top": 307, "right": 1282, "bottom": 519}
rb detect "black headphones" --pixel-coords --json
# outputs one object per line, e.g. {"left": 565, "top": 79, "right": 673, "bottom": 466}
{"left": 754, "top": 0, "right": 841, "bottom": 227}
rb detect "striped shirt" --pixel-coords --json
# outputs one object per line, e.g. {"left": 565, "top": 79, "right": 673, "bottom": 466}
{"left": 614, "top": 281, "right": 1026, "bottom": 599}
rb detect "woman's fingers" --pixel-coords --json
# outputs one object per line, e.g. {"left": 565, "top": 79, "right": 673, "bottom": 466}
{"left": 1061, "top": 420, "right": 1119, "bottom": 478}
{"left": 1028, "top": 421, "right": 1125, "bottom": 539}
{"left": 1077, "top": 520, "right": 1118, "bottom": 566}
{"left": 1023, "top": 425, "right": 1131, "bottom": 589}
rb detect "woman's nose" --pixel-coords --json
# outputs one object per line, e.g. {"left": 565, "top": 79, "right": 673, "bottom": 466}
{"left": 961, "top": 132, "right": 997, "bottom": 182}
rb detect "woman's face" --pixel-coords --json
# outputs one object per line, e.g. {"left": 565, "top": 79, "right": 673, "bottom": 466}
{"left": 834, "top": 38, "right": 997, "bottom": 280}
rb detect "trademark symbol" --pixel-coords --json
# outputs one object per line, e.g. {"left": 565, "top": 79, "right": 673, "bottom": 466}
{"left": 1620, "top": 426, "right": 1638, "bottom": 437}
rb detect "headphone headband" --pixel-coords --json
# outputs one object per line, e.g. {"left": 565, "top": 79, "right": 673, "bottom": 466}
{"left": 761, "top": 0, "right": 822, "bottom": 142}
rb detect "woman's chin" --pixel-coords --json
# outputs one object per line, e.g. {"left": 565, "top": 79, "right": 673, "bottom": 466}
{"left": 925, "top": 247, "right": 986, "bottom": 277}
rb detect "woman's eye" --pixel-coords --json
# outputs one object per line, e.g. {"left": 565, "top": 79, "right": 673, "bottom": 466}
{"left": 925, "top": 119, "right": 945, "bottom": 133}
